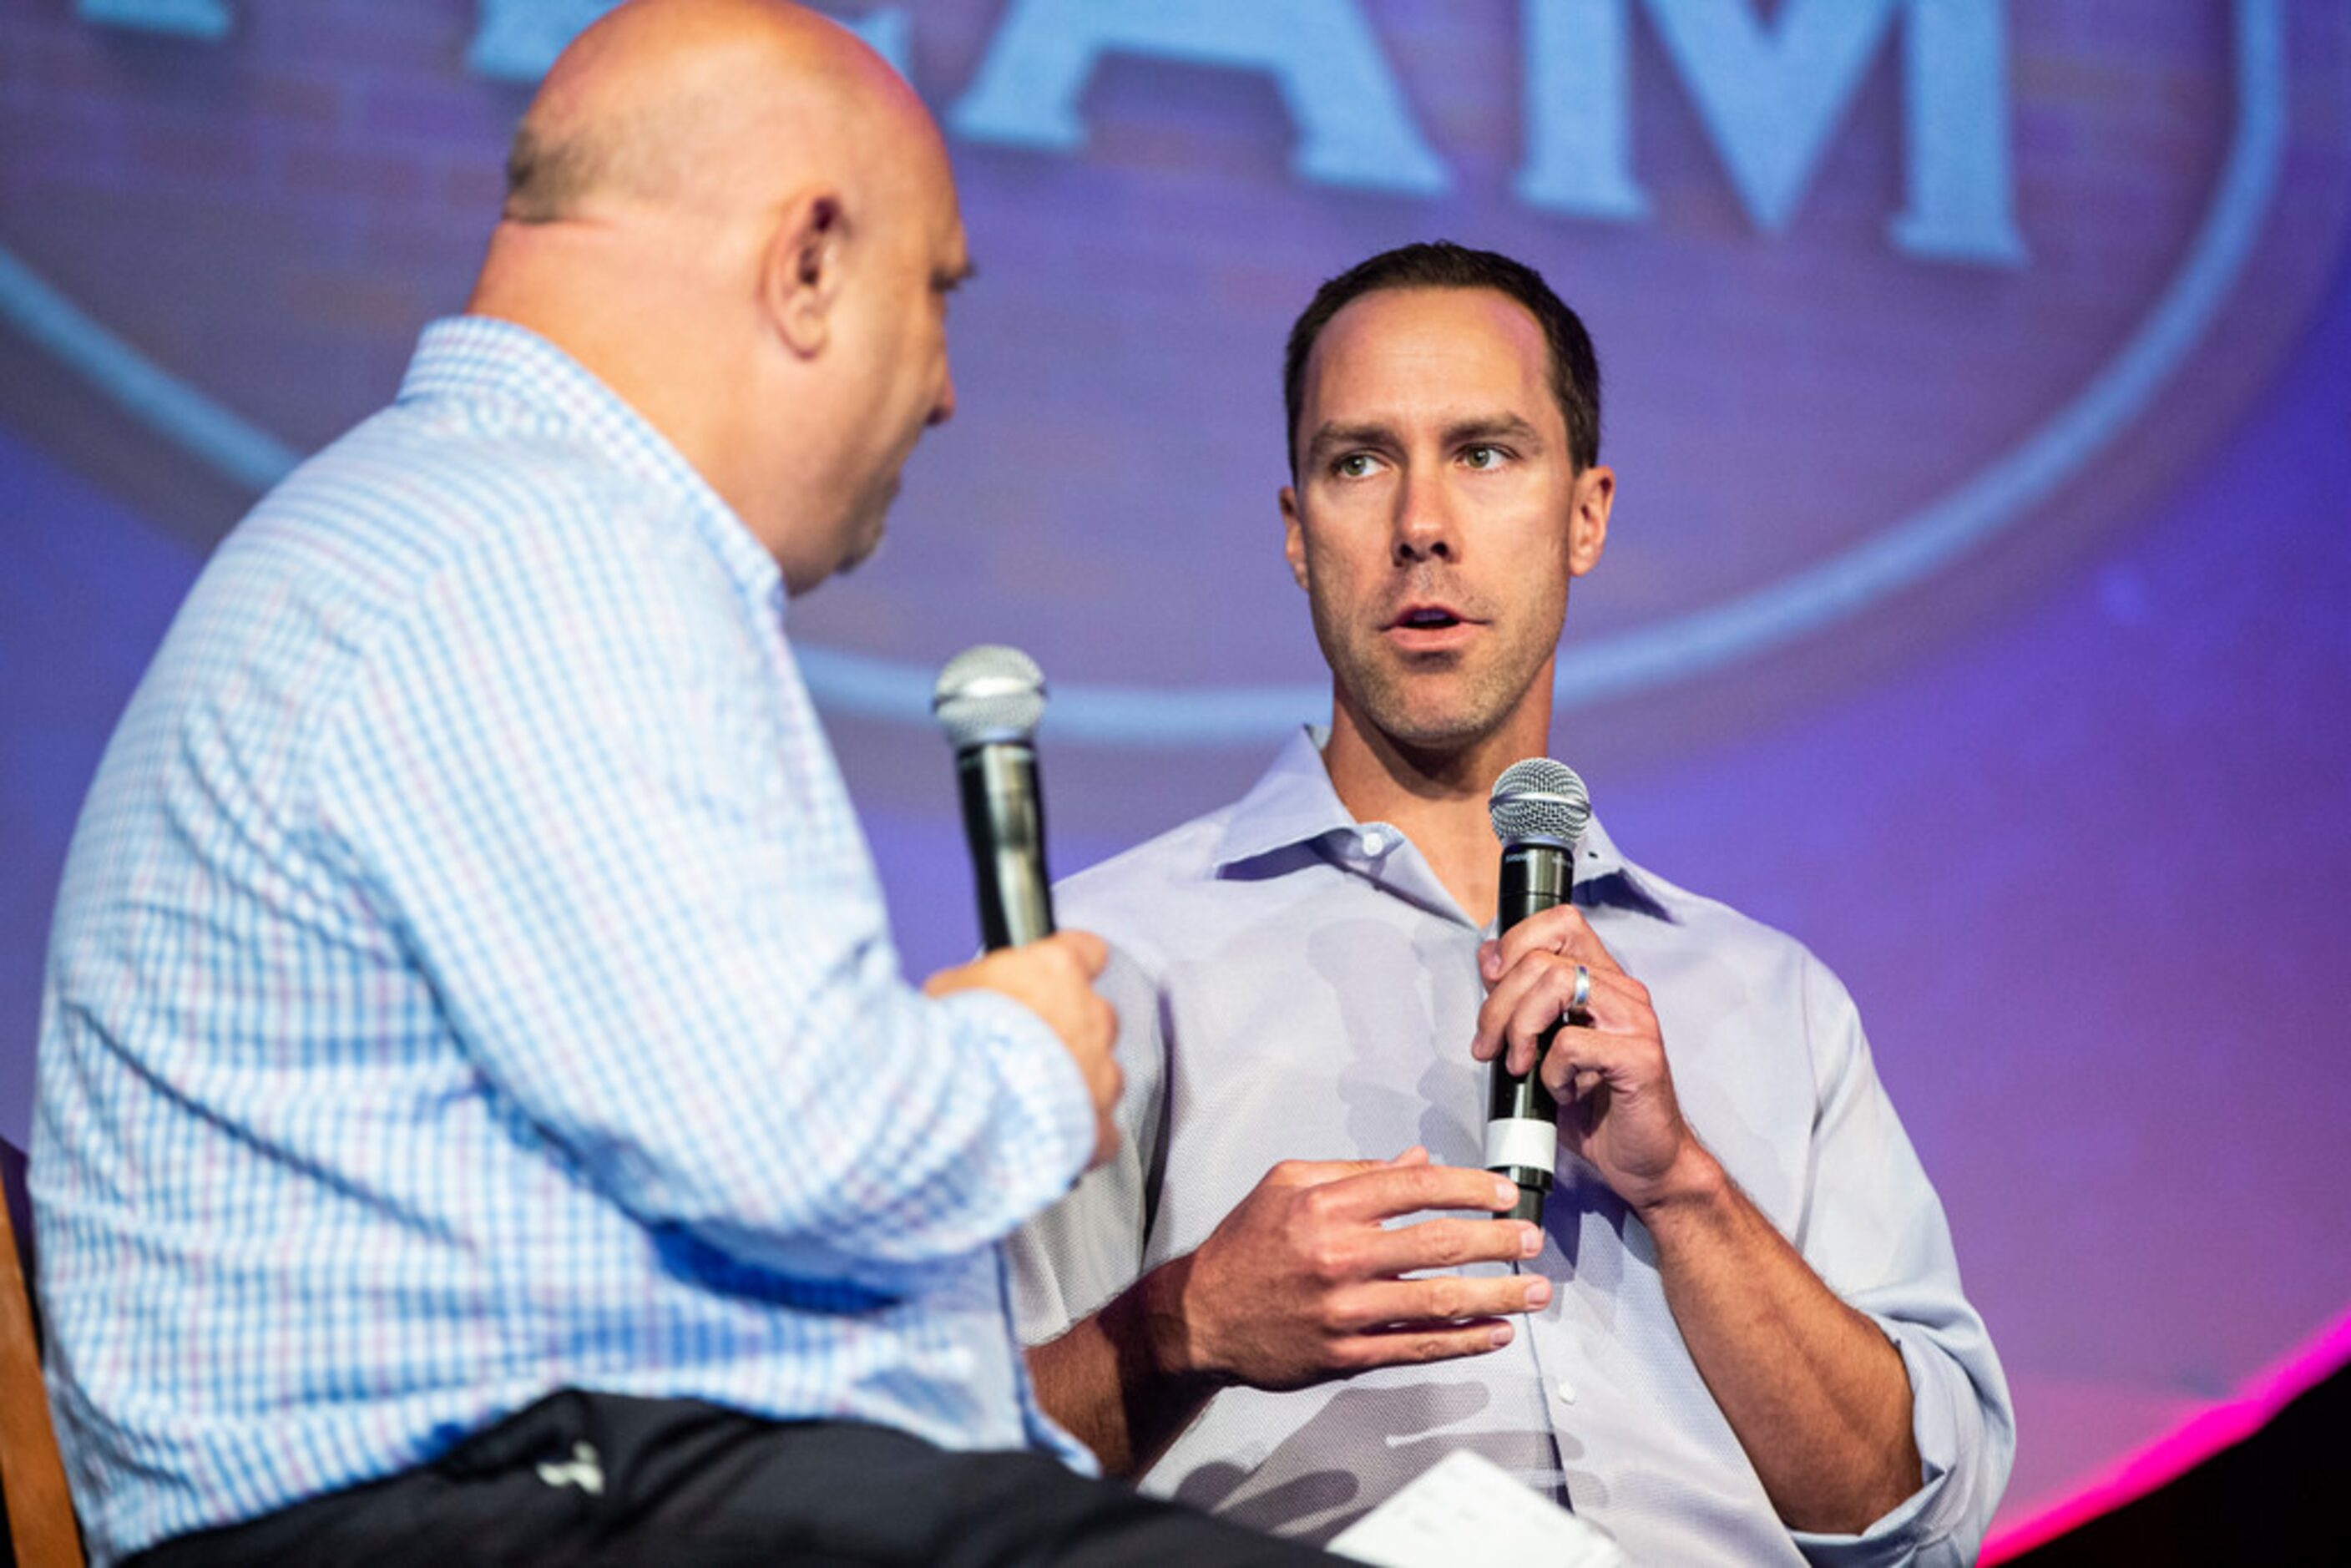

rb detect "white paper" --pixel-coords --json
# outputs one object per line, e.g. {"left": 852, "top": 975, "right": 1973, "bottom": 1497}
{"left": 1327, "top": 1449, "right": 1631, "bottom": 1567}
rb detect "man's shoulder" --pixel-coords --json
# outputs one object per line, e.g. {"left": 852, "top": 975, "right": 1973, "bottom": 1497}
{"left": 1053, "top": 801, "right": 1251, "bottom": 957}
{"left": 1057, "top": 803, "right": 1239, "bottom": 901}
{"left": 1599, "top": 840, "right": 1843, "bottom": 997}
{"left": 262, "top": 401, "right": 650, "bottom": 558}
{"left": 212, "top": 402, "right": 713, "bottom": 647}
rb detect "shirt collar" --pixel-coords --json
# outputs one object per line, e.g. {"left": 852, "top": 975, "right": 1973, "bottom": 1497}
{"left": 1211, "top": 726, "right": 1676, "bottom": 923}
{"left": 1209, "top": 727, "right": 1358, "bottom": 869}
{"left": 397, "top": 316, "right": 785, "bottom": 616}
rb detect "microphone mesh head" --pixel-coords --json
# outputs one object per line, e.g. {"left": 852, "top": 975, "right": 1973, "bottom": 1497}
{"left": 1489, "top": 757, "right": 1590, "bottom": 847}
{"left": 933, "top": 645, "right": 1047, "bottom": 749}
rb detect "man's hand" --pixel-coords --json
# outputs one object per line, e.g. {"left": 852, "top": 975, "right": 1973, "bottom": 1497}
{"left": 1026, "top": 1148, "right": 1545, "bottom": 1476}
{"left": 926, "top": 931, "right": 1121, "bottom": 1169}
{"left": 1155, "top": 1149, "right": 1548, "bottom": 1391}
{"left": 1471, "top": 907, "right": 1719, "bottom": 1215}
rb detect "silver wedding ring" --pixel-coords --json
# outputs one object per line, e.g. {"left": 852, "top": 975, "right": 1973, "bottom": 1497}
{"left": 1567, "top": 963, "right": 1592, "bottom": 1014}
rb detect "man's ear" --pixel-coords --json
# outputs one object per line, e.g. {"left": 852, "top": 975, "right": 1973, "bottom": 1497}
{"left": 1568, "top": 464, "right": 1615, "bottom": 578}
{"left": 763, "top": 189, "right": 846, "bottom": 358}
{"left": 1281, "top": 485, "right": 1311, "bottom": 591}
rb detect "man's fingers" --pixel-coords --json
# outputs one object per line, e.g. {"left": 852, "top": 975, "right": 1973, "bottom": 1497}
{"left": 1476, "top": 956, "right": 1573, "bottom": 1074}
{"left": 1263, "top": 1151, "right": 1427, "bottom": 1191}
{"left": 1487, "top": 904, "right": 1625, "bottom": 982}
{"left": 1310, "top": 1162, "right": 1521, "bottom": 1223}
{"left": 1535, "top": 1023, "right": 1651, "bottom": 1100}
{"left": 1356, "top": 1216, "right": 1544, "bottom": 1277}
{"left": 1469, "top": 954, "right": 1566, "bottom": 1064}
{"left": 1493, "top": 959, "right": 1646, "bottom": 1075}
{"left": 1331, "top": 1269, "right": 1551, "bottom": 1333}
{"left": 1503, "top": 973, "right": 1589, "bottom": 1071}
{"left": 1328, "top": 1320, "right": 1524, "bottom": 1371}
{"left": 1048, "top": 928, "right": 1110, "bottom": 979}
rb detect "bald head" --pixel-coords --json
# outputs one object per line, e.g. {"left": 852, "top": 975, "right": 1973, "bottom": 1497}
{"left": 468, "top": 0, "right": 969, "bottom": 594}
{"left": 501, "top": 0, "right": 926, "bottom": 227}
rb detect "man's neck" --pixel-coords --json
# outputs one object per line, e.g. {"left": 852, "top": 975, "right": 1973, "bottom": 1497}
{"left": 1320, "top": 695, "right": 1556, "bottom": 928}
{"left": 468, "top": 225, "right": 796, "bottom": 555}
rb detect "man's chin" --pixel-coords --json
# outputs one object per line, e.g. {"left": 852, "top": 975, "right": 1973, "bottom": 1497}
{"left": 1383, "top": 718, "right": 1496, "bottom": 756}
{"left": 833, "top": 499, "right": 894, "bottom": 577}
{"left": 1356, "top": 692, "right": 1509, "bottom": 754}
{"left": 1322, "top": 639, "right": 1529, "bottom": 755}
{"left": 1366, "top": 674, "right": 1555, "bottom": 759}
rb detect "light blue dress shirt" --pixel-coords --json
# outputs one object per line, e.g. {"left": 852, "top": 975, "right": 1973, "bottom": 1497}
{"left": 34, "top": 318, "right": 1098, "bottom": 1565}
{"left": 1009, "top": 729, "right": 2013, "bottom": 1566}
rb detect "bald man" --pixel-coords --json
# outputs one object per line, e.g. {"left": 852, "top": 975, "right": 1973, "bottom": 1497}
{"left": 31, "top": 3, "right": 1318, "bottom": 1563}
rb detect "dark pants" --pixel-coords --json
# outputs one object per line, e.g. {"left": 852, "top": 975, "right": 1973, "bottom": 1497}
{"left": 131, "top": 1391, "right": 1328, "bottom": 1566}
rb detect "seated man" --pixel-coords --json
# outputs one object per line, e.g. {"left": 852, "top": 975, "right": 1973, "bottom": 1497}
{"left": 32, "top": 3, "right": 1322, "bottom": 1563}
{"left": 1011, "top": 243, "right": 2015, "bottom": 1565}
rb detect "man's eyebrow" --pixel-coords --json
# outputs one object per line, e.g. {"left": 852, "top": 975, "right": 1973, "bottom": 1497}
{"left": 1443, "top": 413, "right": 1543, "bottom": 448}
{"left": 1303, "top": 421, "right": 1398, "bottom": 461}
{"left": 1304, "top": 413, "right": 1546, "bottom": 462}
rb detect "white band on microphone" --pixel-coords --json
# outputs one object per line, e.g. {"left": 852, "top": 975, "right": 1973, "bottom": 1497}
{"left": 1484, "top": 1117, "right": 1559, "bottom": 1176}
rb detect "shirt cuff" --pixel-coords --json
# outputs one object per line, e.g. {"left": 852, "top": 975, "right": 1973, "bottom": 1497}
{"left": 1789, "top": 1319, "right": 1985, "bottom": 1567}
{"left": 933, "top": 986, "right": 1098, "bottom": 1215}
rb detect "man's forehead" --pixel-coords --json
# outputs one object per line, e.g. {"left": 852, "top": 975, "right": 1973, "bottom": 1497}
{"left": 862, "top": 97, "right": 961, "bottom": 243}
{"left": 1302, "top": 286, "right": 1555, "bottom": 421}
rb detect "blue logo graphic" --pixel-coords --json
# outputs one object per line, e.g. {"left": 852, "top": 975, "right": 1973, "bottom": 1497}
{"left": 3, "top": 0, "right": 2287, "bottom": 745}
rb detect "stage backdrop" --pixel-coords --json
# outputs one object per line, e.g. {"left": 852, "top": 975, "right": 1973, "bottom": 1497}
{"left": 3, "top": 0, "right": 2346, "bottom": 1544}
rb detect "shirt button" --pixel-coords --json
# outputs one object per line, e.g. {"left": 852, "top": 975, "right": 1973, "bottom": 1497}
{"left": 1359, "top": 829, "right": 1387, "bottom": 855}
{"left": 1554, "top": 1376, "right": 1577, "bottom": 1405}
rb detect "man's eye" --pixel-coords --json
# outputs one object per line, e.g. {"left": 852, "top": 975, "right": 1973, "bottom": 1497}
{"left": 1334, "top": 453, "right": 1380, "bottom": 479}
{"left": 1463, "top": 445, "right": 1505, "bottom": 470}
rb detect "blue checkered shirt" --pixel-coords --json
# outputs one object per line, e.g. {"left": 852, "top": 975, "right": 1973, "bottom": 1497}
{"left": 33, "top": 317, "right": 1100, "bottom": 1565}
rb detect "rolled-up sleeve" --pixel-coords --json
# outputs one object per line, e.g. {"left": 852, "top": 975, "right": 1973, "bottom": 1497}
{"left": 1788, "top": 954, "right": 2015, "bottom": 1566}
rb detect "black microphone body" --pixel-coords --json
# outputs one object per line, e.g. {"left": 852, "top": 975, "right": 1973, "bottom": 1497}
{"left": 934, "top": 645, "right": 1056, "bottom": 953}
{"left": 1483, "top": 758, "right": 1592, "bottom": 1227}
{"left": 1487, "top": 839, "right": 1570, "bottom": 1223}
{"left": 955, "top": 740, "right": 1054, "bottom": 951}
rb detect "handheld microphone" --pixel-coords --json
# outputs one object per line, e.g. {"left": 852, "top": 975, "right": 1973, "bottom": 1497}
{"left": 1484, "top": 758, "right": 1591, "bottom": 1225}
{"left": 933, "top": 645, "right": 1054, "bottom": 952}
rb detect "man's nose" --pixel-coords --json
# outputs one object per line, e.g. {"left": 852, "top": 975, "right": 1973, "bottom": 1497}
{"left": 1392, "top": 469, "right": 1457, "bottom": 563}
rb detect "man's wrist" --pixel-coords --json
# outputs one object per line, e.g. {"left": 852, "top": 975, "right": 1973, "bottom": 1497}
{"left": 1629, "top": 1141, "right": 1732, "bottom": 1232}
{"left": 1130, "top": 1252, "right": 1227, "bottom": 1390}
{"left": 1064, "top": 1252, "right": 1230, "bottom": 1479}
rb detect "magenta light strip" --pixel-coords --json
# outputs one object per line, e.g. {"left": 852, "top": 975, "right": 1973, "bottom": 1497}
{"left": 1983, "top": 1305, "right": 2351, "bottom": 1561}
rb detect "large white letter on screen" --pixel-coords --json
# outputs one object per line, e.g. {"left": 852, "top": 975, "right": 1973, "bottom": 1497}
{"left": 951, "top": 0, "right": 1450, "bottom": 195}
{"left": 1519, "top": 0, "right": 2025, "bottom": 265}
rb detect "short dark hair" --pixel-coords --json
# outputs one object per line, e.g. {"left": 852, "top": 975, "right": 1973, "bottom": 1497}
{"left": 1282, "top": 241, "right": 1601, "bottom": 477}
{"left": 503, "top": 122, "right": 609, "bottom": 225}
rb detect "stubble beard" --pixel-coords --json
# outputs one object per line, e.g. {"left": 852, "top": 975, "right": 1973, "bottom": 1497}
{"left": 1311, "top": 591, "right": 1551, "bottom": 756}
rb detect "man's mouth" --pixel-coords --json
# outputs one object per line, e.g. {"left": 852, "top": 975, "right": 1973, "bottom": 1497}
{"left": 1385, "top": 604, "right": 1479, "bottom": 647}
